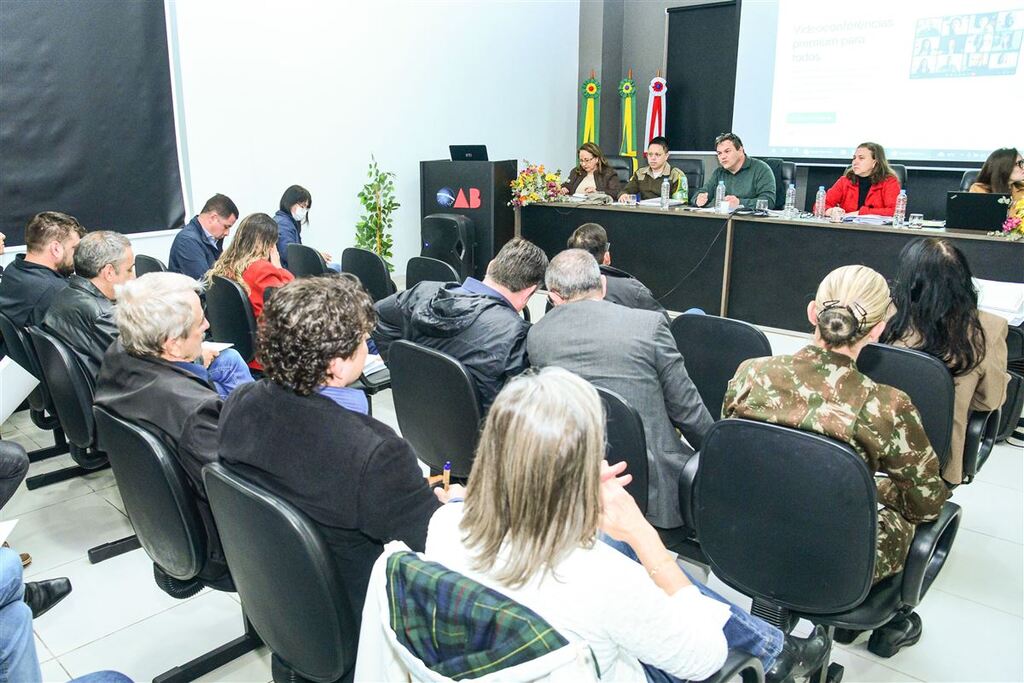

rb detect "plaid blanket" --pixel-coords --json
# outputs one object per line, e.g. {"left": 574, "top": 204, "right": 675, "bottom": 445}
{"left": 387, "top": 551, "right": 570, "bottom": 680}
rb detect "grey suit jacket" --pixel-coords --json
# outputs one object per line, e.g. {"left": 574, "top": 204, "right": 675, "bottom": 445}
{"left": 527, "top": 299, "right": 713, "bottom": 527}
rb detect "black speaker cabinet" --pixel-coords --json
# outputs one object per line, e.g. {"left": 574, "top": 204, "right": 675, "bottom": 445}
{"left": 421, "top": 213, "right": 475, "bottom": 279}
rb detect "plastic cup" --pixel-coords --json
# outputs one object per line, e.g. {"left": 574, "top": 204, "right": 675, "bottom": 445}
{"left": 830, "top": 208, "right": 845, "bottom": 223}
{"left": 909, "top": 213, "right": 924, "bottom": 227}
{"left": 755, "top": 199, "right": 769, "bottom": 212}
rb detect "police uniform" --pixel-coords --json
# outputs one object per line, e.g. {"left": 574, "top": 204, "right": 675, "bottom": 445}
{"left": 723, "top": 344, "right": 949, "bottom": 583}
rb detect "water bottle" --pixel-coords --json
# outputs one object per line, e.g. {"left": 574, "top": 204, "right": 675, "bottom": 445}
{"left": 784, "top": 183, "right": 797, "bottom": 217}
{"left": 715, "top": 180, "right": 726, "bottom": 213}
{"left": 660, "top": 177, "right": 670, "bottom": 209}
{"left": 893, "top": 189, "right": 907, "bottom": 228}
{"left": 673, "top": 173, "right": 689, "bottom": 204}
{"left": 813, "top": 186, "right": 826, "bottom": 219}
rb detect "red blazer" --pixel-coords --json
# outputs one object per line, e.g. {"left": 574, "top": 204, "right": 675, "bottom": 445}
{"left": 241, "top": 260, "right": 295, "bottom": 369}
{"left": 823, "top": 174, "right": 901, "bottom": 216}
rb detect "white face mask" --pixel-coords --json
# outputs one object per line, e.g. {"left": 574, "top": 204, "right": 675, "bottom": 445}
{"left": 292, "top": 207, "right": 308, "bottom": 222}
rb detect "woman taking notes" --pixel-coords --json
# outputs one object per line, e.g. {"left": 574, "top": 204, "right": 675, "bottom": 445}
{"left": 560, "top": 142, "right": 622, "bottom": 197}
{"left": 823, "top": 142, "right": 901, "bottom": 218}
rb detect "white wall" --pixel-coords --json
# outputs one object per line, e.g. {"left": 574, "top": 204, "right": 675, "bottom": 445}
{"left": 169, "top": 0, "right": 581, "bottom": 272}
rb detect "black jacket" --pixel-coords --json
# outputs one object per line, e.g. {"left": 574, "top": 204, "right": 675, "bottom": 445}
{"left": 561, "top": 165, "right": 623, "bottom": 196}
{"left": 94, "top": 342, "right": 229, "bottom": 584}
{"left": 42, "top": 275, "right": 118, "bottom": 378}
{"left": 217, "top": 380, "right": 440, "bottom": 625}
{"left": 602, "top": 265, "right": 668, "bottom": 320}
{"left": 0, "top": 255, "right": 69, "bottom": 327}
{"left": 372, "top": 281, "right": 530, "bottom": 411}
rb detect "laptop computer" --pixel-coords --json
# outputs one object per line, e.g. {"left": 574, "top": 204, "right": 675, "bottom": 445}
{"left": 946, "top": 191, "right": 1011, "bottom": 231}
{"left": 449, "top": 145, "right": 488, "bottom": 161}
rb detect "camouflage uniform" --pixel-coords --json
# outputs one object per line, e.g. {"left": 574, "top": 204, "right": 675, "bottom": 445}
{"left": 723, "top": 344, "right": 950, "bottom": 583}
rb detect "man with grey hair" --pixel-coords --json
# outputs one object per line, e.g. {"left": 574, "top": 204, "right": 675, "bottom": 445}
{"left": 43, "top": 230, "right": 135, "bottom": 377}
{"left": 528, "top": 249, "right": 713, "bottom": 530}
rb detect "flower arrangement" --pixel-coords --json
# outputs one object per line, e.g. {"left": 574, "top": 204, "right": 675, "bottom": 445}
{"left": 509, "top": 162, "right": 563, "bottom": 207}
{"left": 997, "top": 194, "right": 1024, "bottom": 241}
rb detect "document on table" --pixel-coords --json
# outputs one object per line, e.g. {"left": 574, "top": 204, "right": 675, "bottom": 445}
{"left": 973, "top": 278, "right": 1024, "bottom": 326}
{"left": 638, "top": 198, "right": 686, "bottom": 207}
{"left": 0, "top": 357, "right": 40, "bottom": 425}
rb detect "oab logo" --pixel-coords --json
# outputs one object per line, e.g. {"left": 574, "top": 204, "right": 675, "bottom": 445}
{"left": 436, "top": 187, "right": 481, "bottom": 209}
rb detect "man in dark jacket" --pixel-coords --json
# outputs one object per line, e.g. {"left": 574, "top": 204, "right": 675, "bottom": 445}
{"left": 373, "top": 238, "right": 548, "bottom": 411}
{"left": 43, "top": 231, "right": 134, "bottom": 378}
{"left": 167, "top": 194, "right": 238, "bottom": 280}
{"left": 566, "top": 222, "right": 667, "bottom": 318}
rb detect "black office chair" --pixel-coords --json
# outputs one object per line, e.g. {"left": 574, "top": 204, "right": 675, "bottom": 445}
{"left": 668, "top": 157, "right": 705, "bottom": 197}
{"left": 959, "top": 170, "right": 979, "bottom": 192}
{"left": 670, "top": 314, "right": 772, "bottom": 418}
{"left": 204, "top": 463, "right": 358, "bottom": 683}
{"left": 0, "top": 312, "right": 69, "bottom": 471}
{"left": 405, "top": 256, "right": 459, "bottom": 289}
{"left": 27, "top": 327, "right": 141, "bottom": 563}
{"left": 695, "top": 419, "right": 961, "bottom": 679}
{"left": 93, "top": 407, "right": 261, "bottom": 682}
{"left": 388, "top": 340, "right": 481, "bottom": 479}
{"left": 605, "top": 155, "right": 634, "bottom": 185}
{"left": 287, "top": 244, "right": 330, "bottom": 278}
{"left": 781, "top": 161, "right": 797, "bottom": 202}
{"left": 891, "top": 164, "right": 908, "bottom": 189}
{"left": 341, "top": 247, "right": 397, "bottom": 303}
{"left": 595, "top": 387, "right": 649, "bottom": 515}
{"left": 134, "top": 255, "right": 167, "bottom": 276}
{"left": 761, "top": 158, "right": 786, "bottom": 210}
{"left": 206, "top": 275, "right": 258, "bottom": 364}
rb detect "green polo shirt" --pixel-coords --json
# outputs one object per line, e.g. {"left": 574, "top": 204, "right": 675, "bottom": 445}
{"left": 697, "top": 156, "right": 776, "bottom": 208}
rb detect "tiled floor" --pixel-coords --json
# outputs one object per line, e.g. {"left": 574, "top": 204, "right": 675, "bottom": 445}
{"left": 1, "top": 317, "right": 1021, "bottom": 682}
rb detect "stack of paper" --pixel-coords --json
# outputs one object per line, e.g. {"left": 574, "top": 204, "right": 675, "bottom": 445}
{"left": 973, "top": 278, "right": 1024, "bottom": 326}
{"left": 638, "top": 198, "right": 686, "bottom": 207}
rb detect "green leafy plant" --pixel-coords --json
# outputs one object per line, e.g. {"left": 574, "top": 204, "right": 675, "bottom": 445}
{"left": 355, "top": 155, "right": 400, "bottom": 270}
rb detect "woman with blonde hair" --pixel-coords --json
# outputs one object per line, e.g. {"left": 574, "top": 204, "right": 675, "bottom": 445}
{"left": 428, "top": 367, "right": 828, "bottom": 683}
{"left": 724, "top": 265, "right": 949, "bottom": 656}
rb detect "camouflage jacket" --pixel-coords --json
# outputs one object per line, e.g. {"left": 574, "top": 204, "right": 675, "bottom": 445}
{"left": 723, "top": 344, "right": 950, "bottom": 581}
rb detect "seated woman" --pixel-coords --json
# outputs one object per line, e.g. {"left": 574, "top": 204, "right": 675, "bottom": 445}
{"left": 882, "top": 238, "right": 1008, "bottom": 485}
{"left": 823, "top": 142, "right": 901, "bottom": 218}
{"left": 273, "top": 184, "right": 338, "bottom": 271}
{"left": 559, "top": 142, "right": 622, "bottom": 197}
{"left": 427, "top": 367, "right": 828, "bottom": 683}
{"left": 207, "top": 213, "right": 294, "bottom": 369}
{"left": 724, "top": 265, "right": 948, "bottom": 654}
{"left": 970, "top": 147, "right": 1024, "bottom": 205}
{"left": 217, "top": 275, "right": 439, "bottom": 625}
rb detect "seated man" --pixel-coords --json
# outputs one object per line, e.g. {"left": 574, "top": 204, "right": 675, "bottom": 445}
{"left": 693, "top": 132, "right": 776, "bottom": 210}
{"left": 218, "top": 276, "right": 440, "bottom": 625}
{"left": 566, "top": 222, "right": 666, "bottom": 317}
{"left": 617, "top": 136, "right": 686, "bottom": 201}
{"left": 94, "top": 272, "right": 252, "bottom": 585}
{"left": 168, "top": 193, "right": 238, "bottom": 280}
{"left": 527, "top": 249, "right": 713, "bottom": 530}
{"left": 43, "top": 231, "right": 135, "bottom": 378}
{"left": 373, "top": 237, "right": 547, "bottom": 411}
{"left": 0, "top": 211, "right": 84, "bottom": 328}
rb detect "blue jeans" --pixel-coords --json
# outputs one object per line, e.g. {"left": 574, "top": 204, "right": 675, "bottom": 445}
{"left": 598, "top": 536, "right": 783, "bottom": 679}
{"left": 207, "top": 348, "right": 254, "bottom": 398}
{"left": 0, "top": 547, "right": 39, "bottom": 683}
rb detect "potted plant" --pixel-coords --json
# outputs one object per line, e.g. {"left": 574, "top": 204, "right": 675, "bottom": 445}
{"left": 355, "top": 156, "right": 400, "bottom": 270}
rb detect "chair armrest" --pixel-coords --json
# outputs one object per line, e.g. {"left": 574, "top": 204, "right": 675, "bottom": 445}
{"left": 963, "top": 409, "right": 999, "bottom": 480}
{"left": 698, "top": 648, "right": 765, "bottom": 683}
{"left": 679, "top": 452, "right": 701, "bottom": 530}
{"left": 901, "top": 501, "right": 961, "bottom": 607}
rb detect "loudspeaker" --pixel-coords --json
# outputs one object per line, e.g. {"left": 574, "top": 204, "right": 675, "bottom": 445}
{"left": 421, "top": 213, "right": 475, "bottom": 279}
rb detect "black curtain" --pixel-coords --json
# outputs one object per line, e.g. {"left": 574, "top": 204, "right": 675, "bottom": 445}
{"left": 666, "top": 2, "right": 740, "bottom": 151}
{"left": 0, "top": 0, "right": 184, "bottom": 245}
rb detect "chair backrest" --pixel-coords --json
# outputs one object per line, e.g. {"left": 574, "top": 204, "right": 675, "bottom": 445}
{"left": 26, "top": 327, "right": 97, "bottom": 449}
{"left": 342, "top": 247, "right": 395, "bottom": 302}
{"left": 93, "top": 406, "right": 207, "bottom": 580}
{"left": 134, "top": 255, "right": 167, "bottom": 276}
{"left": 596, "top": 387, "right": 649, "bottom": 514}
{"left": 960, "top": 170, "right": 979, "bottom": 191}
{"left": 781, "top": 161, "right": 797, "bottom": 197}
{"left": 695, "top": 419, "right": 877, "bottom": 613}
{"left": 670, "top": 314, "right": 772, "bottom": 418}
{"left": 0, "top": 312, "right": 51, "bottom": 413}
{"left": 670, "top": 156, "right": 705, "bottom": 195}
{"left": 203, "top": 463, "right": 357, "bottom": 682}
{"left": 605, "top": 155, "right": 633, "bottom": 185}
{"left": 286, "top": 244, "right": 329, "bottom": 278}
{"left": 857, "top": 343, "right": 954, "bottom": 467}
{"left": 761, "top": 157, "right": 786, "bottom": 210}
{"left": 891, "top": 163, "right": 908, "bottom": 189}
{"left": 388, "top": 340, "right": 482, "bottom": 478}
{"left": 405, "top": 256, "right": 459, "bottom": 289}
{"left": 206, "top": 275, "right": 258, "bottom": 363}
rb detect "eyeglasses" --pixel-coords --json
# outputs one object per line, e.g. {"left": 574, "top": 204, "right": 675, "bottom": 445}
{"left": 1016, "top": 159, "right": 1024, "bottom": 170}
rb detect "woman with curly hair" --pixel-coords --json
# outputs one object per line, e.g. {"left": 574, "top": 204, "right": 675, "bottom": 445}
{"left": 217, "top": 275, "right": 439, "bottom": 625}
